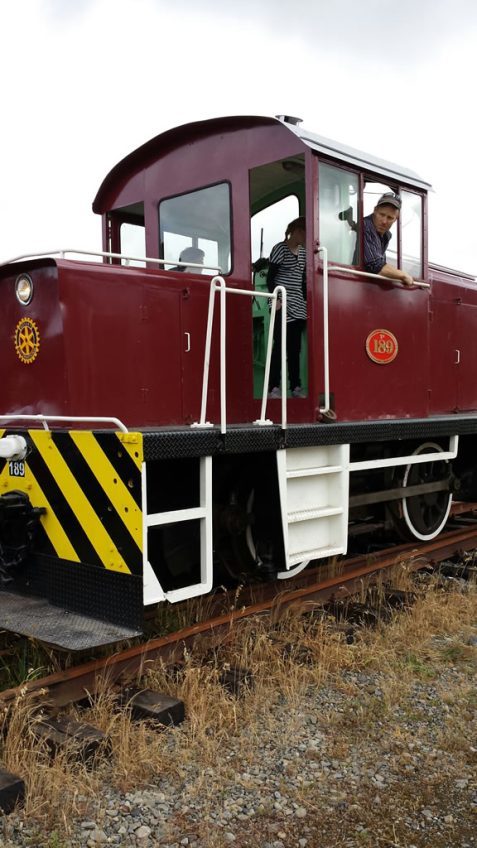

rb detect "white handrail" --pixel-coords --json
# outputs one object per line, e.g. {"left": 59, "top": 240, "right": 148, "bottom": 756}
{"left": 192, "top": 277, "right": 287, "bottom": 434}
{"left": 0, "top": 248, "right": 221, "bottom": 273}
{"left": 317, "top": 246, "right": 331, "bottom": 416}
{"left": 257, "top": 286, "right": 287, "bottom": 428}
{"left": 0, "top": 414, "right": 128, "bottom": 433}
{"left": 328, "top": 264, "right": 430, "bottom": 289}
{"left": 219, "top": 278, "right": 227, "bottom": 430}
{"left": 350, "top": 435, "right": 459, "bottom": 471}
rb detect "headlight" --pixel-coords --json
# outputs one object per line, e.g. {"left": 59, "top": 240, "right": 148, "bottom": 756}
{"left": 15, "top": 274, "right": 33, "bottom": 305}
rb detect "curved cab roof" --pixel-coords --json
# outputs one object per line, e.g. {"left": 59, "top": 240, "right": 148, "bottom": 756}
{"left": 93, "top": 115, "right": 431, "bottom": 213}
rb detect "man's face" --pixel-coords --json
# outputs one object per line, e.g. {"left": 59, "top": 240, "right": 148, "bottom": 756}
{"left": 372, "top": 204, "right": 399, "bottom": 235}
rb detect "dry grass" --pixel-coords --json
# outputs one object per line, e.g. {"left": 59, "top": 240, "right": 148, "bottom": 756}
{"left": 0, "top": 570, "right": 475, "bottom": 845}
{"left": 0, "top": 697, "right": 103, "bottom": 832}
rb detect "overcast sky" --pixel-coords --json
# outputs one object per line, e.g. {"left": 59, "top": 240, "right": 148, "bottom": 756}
{"left": 1, "top": 0, "right": 476, "bottom": 273}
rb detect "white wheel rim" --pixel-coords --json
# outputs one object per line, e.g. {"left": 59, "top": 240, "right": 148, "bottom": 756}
{"left": 401, "top": 442, "right": 452, "bottom": 541}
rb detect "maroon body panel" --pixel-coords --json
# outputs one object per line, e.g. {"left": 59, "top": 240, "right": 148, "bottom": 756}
{"left": 61, "top": 263, "right": 183, "bottom": 425}
{"left": 0, "top": 262, "right": 69, "bottom": 417}
{"left": 2, "top": 257, "right": 473, "bottom": 428}
{"left": 429, "top": 275, "right": 459, "bottom": 414}
{"left": 455, "top": 281, "right": 477, "bottom": 411}
{"left": 325, "top": 272, "right": 429, "bottom": 420}
{"left": 428, "top": 266, "right": 477, "bottom": 415}
{"left": 0, "top": 260, "right": 260, "bottom": 428}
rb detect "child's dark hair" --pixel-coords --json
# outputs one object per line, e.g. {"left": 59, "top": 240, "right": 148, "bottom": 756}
{"left": 285, "top": 216, "right": 306, "bottom": 240}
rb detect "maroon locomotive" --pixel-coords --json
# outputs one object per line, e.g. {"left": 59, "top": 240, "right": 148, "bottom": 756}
{"left": 0, "top": 114, "right": 476, "bottom": 649}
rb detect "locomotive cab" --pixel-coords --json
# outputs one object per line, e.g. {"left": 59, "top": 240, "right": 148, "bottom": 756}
{"left": 93, "top": 114, "right": 433, "bottom": 425}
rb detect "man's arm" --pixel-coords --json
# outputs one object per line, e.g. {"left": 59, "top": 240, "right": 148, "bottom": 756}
{"left": 363, "top": 218, "right": 414, "bottom": 287}
{"left": 378, "top": 263, "right": 414, "bottom": 287}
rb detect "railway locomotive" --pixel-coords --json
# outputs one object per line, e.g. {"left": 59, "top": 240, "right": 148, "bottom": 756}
{"left": 1, "top": 114, "right": 476, "bottom": 650}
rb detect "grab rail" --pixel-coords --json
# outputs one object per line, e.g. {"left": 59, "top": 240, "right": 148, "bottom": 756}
{"left": 1, "top": 248, "right": 221, "bottom": 273}
{"left": 328, "top": 264, "right": 430, "bottom": 289}
{"left": 192, "top": 277, "right": 287, "bottom": 433}
{"left": 317, "top": 246, "right": 331, "bottom": 417}
{"left": 0, "top": 414, "right": 129, "bottom": 433}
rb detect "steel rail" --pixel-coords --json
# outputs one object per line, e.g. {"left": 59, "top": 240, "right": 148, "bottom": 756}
{"left": 1, "top": 524, "right": 476, "bottom": 709}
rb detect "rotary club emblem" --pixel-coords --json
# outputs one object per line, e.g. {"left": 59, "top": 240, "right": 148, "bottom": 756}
{"left": 14, "top": 318, "right": 40, "bottom": 364}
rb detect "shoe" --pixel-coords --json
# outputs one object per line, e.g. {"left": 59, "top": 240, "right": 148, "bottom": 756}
{"left": 268, "top": 387, "right": 281, "bottom": 399}
{"left": 292, "top": 386, "right": 306, "bottom": 398}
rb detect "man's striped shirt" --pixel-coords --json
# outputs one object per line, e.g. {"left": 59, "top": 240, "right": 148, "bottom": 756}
{"left": 363, "top": 214, "right": 392, "bottom": 275}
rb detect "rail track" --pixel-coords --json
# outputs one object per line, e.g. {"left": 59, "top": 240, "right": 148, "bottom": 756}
{"left": 0, "top": 509, "right": 475, "bottom": 812}
{"left": 0, "top": 511, "right": 476, "bottom": 711}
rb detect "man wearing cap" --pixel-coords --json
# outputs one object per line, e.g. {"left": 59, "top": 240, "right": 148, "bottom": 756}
{"left": 175, "top": 246, "right": 205, "bottom": 273}
{"left": 363, "top": 193, "right": 414, "bottom": 287}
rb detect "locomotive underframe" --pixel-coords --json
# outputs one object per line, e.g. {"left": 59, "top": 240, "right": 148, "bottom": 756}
{"left": 0, "top": 414, "right": 475, "bottom": 649}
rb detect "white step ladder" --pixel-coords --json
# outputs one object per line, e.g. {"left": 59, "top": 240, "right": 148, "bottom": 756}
{"left": 277, "top": 445, "right": 350, "bottom": 570}
{"left": 142, "top": 456, "right": 213, "bottom": 604}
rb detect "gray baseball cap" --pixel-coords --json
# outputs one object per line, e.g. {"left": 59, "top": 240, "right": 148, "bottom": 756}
{"left": 376, "top": 192, "right": 401, "bottom": 210}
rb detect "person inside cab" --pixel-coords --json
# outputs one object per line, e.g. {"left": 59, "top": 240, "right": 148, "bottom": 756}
{"left": 176, "top": 246, "right": 205, "bottom": 273}
{"left": 267, "top": 216, "right": 307, "bottom": 399}
{"left": 364, "top": 193, "right": 414, "bottom": 287}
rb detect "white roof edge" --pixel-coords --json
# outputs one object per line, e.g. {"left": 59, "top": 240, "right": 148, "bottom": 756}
{"left": 282, "top": 120, "right": 432, "bottom": 191}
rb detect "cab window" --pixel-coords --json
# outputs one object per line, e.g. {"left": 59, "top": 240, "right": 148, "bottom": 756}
{"left": 113, "top": 202, "right": 146, "bottom": 267}
{"left": 401, "top": 190, "right": 422, "bottom": 279}
{"left": 363, "top": 182, "right": 423, "bottom": 278}
{"left": 120, "top": 222, "right": 146, "bottom": 267}
{"left": 159, "top": 183, "right": 231, "bottom": 274}
{"left": 319, "top": 163, "right": 359, "bottom": 265}
{"left": 363, "top": 181, "right": 398, "bottom": 267}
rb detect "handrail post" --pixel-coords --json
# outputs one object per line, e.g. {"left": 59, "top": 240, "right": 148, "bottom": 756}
{"left": 192, "top": 275, "right": 225, "bottom": 430}
{"left": 255, "top": 285, "right": 286, "bottom": 429}
{"left": 279, "top": 287, "right": 287, "bottom": 430}
{"left": 317, "top": 246, "right": 331, "bottom": 416}
{"left": 218, "top": 277, "right": 227, "bottom": 434}
{"left": 257, "top": 293, "right": 276, "bottom": 423}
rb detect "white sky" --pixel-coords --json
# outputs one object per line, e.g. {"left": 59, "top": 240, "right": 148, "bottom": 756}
{"left": 1, "top": 0, "right": 476, "bottom": 273}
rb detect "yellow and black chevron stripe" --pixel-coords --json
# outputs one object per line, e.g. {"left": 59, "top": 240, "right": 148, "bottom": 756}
{"left": 0, "top": 429, "right": 143, "bottom": 575}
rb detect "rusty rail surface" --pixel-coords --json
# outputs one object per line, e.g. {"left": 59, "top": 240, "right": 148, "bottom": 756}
{"left": 1, "top": 523, "right": 477, "bottom": 710}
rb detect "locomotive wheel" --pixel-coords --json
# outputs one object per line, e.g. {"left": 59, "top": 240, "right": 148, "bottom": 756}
{"left": 388, "top": 442, "right": 452, "bottom": 541}
{"left": 216, "top": 485, "right": 278, "bottom": 582}
{"left": 215, "top": 468, "right": 287, "bottom": 583}
{"left": 241, "top": 487, "right": 315, "bottom": 581}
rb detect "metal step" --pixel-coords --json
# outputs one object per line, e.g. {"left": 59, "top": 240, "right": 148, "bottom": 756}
{"left": 277, "top": 445, "right": 350, "bottom": 571}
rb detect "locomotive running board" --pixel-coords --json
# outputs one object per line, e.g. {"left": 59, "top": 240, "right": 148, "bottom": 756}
{"left": 0, "top": 590, "right": 142, "bottom": 651}
{"left": 277, "top": 444, "right": 350, "bottom": 570}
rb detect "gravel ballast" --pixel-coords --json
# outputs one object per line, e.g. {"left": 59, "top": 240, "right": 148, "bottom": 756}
{"left": 1, "top": 606, "right": 476, "bottom": 848}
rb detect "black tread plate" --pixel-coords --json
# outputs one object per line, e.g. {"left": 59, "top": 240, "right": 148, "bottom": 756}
{"left": 0, "top": 590, "right": 142, "bottom": 650}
